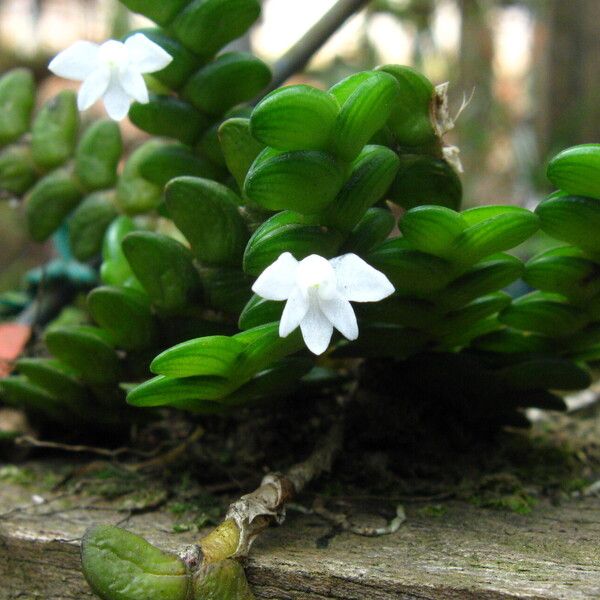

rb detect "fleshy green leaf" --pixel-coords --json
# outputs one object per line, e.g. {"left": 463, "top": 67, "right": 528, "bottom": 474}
{"left": 69, "top": 191, "right": 118, "bottom": 261}
{"left": 388, "top": 154, "right": 462, "bottom": 211}
{"left": 25, "top": 167, "right": 82, "bottom": 242}
{"left": 129, "top": 95, "right": 210, "bottom": 145}
{"left": 244, "top": 149, "right": 345, "bottom": 214}
{"left": 243, "top": 211, "right": 342, "bottom": 276}
{"left": 75, "top": 120, "right": 123, "bottom": 191}
{"left": 122, "top": 231, "right": 201, "bottom": 313}
{"left": 172, "top": 0, "right": 261, "bottom": 58}
{"left": 547, "top": 144, "right": 600, "bottom": 200}
{"left": 166, "top": 177, "right": 248, "bottom": 265}
{"left": 81, "top": 525, "right": 189, "bottom": 600}
{"left": 31, "top": 91, "right": 78, "bottom": 169}
{"left": 0, "top": 68, "right": 35, "bottom": 146}
{"left": 250, "top": 84, "right": 339, "bottom": 151}
{"left": 377, "top": 64, "right": 436, "bottom": 146}
{"left": 324, "top": 145, "right": 399, "bottom": 232}
{"left": 183, "top": 52, "right": 270, "bottom": 116}
{"left": 45, "top": 326, "right": 121, "bottom": 385}
{"left": 88, "top": 286, "right": 156, "bottom": 351}
{"left": 330, "top": 71, "right": 400, "bottom": 162}
{"left": 218, "top": 118, "right": 265, "bottom": 191}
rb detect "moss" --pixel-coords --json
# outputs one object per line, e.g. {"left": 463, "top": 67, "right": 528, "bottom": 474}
{"left": 417, "top": 504, "right": 447, "bottom": 518}
{"left": 0, "top": 465, "right": 35, "bottom": 485}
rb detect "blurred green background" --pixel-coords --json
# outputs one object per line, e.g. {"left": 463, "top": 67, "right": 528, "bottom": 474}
{"left": 1, "top": 0, "right": 599, "bottom": 292}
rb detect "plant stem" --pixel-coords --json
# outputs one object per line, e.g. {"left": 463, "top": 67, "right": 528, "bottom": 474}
{"left": 199, "top": 419, "right": 344, "bottom": 561}
{"left": 264, "top": 0, "right": 372, "bottom": 94}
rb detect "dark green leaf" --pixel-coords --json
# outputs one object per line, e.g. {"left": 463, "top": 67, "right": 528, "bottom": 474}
{"left": 166, "top": 177, "right": 248, "bottom": 265}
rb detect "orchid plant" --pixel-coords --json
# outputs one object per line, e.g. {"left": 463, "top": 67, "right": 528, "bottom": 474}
{"left": 1, "top": 0, "right": 600, "bottom": 597}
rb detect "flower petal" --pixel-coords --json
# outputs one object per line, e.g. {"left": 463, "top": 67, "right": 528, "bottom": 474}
{"left": 319, "top": 292, "right": 358, "bottom": 340}
{"left": 300, "top": 302, "right": 334, "bottom": 355}
{"left": 77, "top": 67, "right": 110, "bottom": 111}
{"left": 119, "top": 65, "right": 149, "bottom": 104}
{"left": 49, "top": 41, "right": 99, "bottom": 80}
{"left": 102, "top": 79, "right": 132, "bottom": 121}
{"left": 252, "top": 252, "right": 299, "bottom": 301}
{"left": 125, "top": 33, "right": 173, "bottom": 73}
{"left": 330, "top": 253, "right": 395, "bottom": 302}
{"left": 279, "top": 286, "right": 309, "bottom": 338}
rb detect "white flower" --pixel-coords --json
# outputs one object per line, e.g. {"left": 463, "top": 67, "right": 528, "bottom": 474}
{"left": 48, "top": 34, "right": 172, "bottom": 121}
{"left": 252, "top": 253, "right": 395, "bottom": 355}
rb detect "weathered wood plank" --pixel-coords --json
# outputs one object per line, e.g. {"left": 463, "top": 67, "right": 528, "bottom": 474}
{"left": 0, "top": 475, "right": 599, "bottom": 599}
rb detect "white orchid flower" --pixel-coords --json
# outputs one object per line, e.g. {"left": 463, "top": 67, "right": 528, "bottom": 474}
{"left": 48, "top": 34, "right": 172, "bottom": 121}
{"left": 252, "top": 252, "right": 395, "bottom": 355}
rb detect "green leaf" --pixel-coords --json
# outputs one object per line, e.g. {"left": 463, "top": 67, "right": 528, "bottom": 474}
{"left": 0, "top": 377, "right": 65, "bottom": 423}
{"left": 0, "top": 68, "right": 35, "bottom": 146}
{"left": 81, "top": 525, "right": 189, "bottom": 600}
{"left": 388, "top": 154, "right": 462, "bottom": 211}
{"left": 183, "top": 52, "right": 271, "bottom": 115}
{"left": 15, "top": 358, "right": 87, "bottom": 406}
{"left": 151, "top": 335, "right": 245, "bottom": 377}
{"left": 119, "top": 0, "right": 190, "bottom": 26}
{"left": 75, "top": 120, "right": 123, "bottom": 191}
{"left": 116, "top": 141, "right": 165, "bottom": 215}
{"left": 31, "top": 91, "right": 78, "bottom": 169}
{"left": 536, "top": 194, "right": 600, "bottom": 253}
{"left": 250, "top": 84, "right": 339, "bottom": 151}
{"left": 243, "top": 211, "right": 342, "bottom": 276}
{"left": 25, "top": 167, "right": 82, "bottom": 242}
{"left": 45, "top": 326, "right": 121, "bottom": 385}
{"left": 193, "top": 559, "right": 256, "bottom": 600}
{"left": 138, "top": 144, "right": 221, "bottom": 187}
{"left": 547, "top": 144, "right": 600, "bottom": 200}
{"left": 328, "top": 72, "right": 377, "bottom": 105}
{"left": 367, "top": 238, "right": 453, "bottom": 294}
{"left": 497, "top": 359, "right": 590, "bottom": 391}
{"left": 238, "top": 294, "right": 282, "bottom": 330}
{"left": 324, "top": 145, "right": 399, "bottom": 231}
{"left": 129, "top": 95, "right": 210, "bottom": 145}
{"left": 436, "top": 292, "right": 511, "bottom": 336}
{"left": 172, "top": 0, "right": 261, "bottom": 58}
{"left": 0, "top": 144, "right": 37, "bottom": 194}
{"left": 88, "top": 286, "right": 156, "bottom": 351}
{"left": 438, "top": 253, "right": 523, "bottom": 309}
{"left": 399, "top": 205, "right": 465, "bottom": 256}
{"left": 449, "top": 206, "right": 539, "bottom": 265}
{"left": 127, "top": 374, "right": 231, "bottom": 408}
{"left": 69, "top": 191, "right": 118, "bottom": 261}
{"left": 524, "top": 247, "right": 600, "bottom": 302}
{"left": 472, "top": 328, "right": 553, "bottom": 354}
{"left": 122, "top": 231, "right": 201, "bottom": 313}
{"left": 202, "top": 268, "right": 253, "bottom": 313}
{"left": 244, "top": 149, "right": 345, "bottom": 214}
{"left": 219, "top": 117, "right": 265, "bottom": 191}
{"left": 499, "top": 292, "right": 587, "bottom": 337}
{"left": 100, "top": 216, "right": 141, "bottom": 288}
{"left": 166, "top": 177, "right": 248, "bottom": 265}
{"left": 235, "top": 323, "right": 304, "bottom": 379}
{"left": 125, "top": 28, "right": 198, "bottom": 89}
{"left": 197, "top": 123, "right": 227, "bottom": 168}
{"left": 330, "top": 71, "right": 400, "bottom": 162}
{"left": 341, "top": 207, "right": 396, "bottom": 254}
{"left": 377, "top": 64, "right": 436, "bottom": 146}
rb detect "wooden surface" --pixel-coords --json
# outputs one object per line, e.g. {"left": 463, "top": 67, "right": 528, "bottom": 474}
{"left": 1, "top": 474, "right": 599, "bottom": 599}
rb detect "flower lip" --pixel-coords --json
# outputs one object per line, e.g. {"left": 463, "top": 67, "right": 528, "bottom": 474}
{"left": 296, "top": 254, "right": 337, "bottom": 299}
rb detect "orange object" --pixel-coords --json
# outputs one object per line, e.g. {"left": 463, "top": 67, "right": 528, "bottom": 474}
{"left": 0, "top": 323, "right": 32, "bottom": 377}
